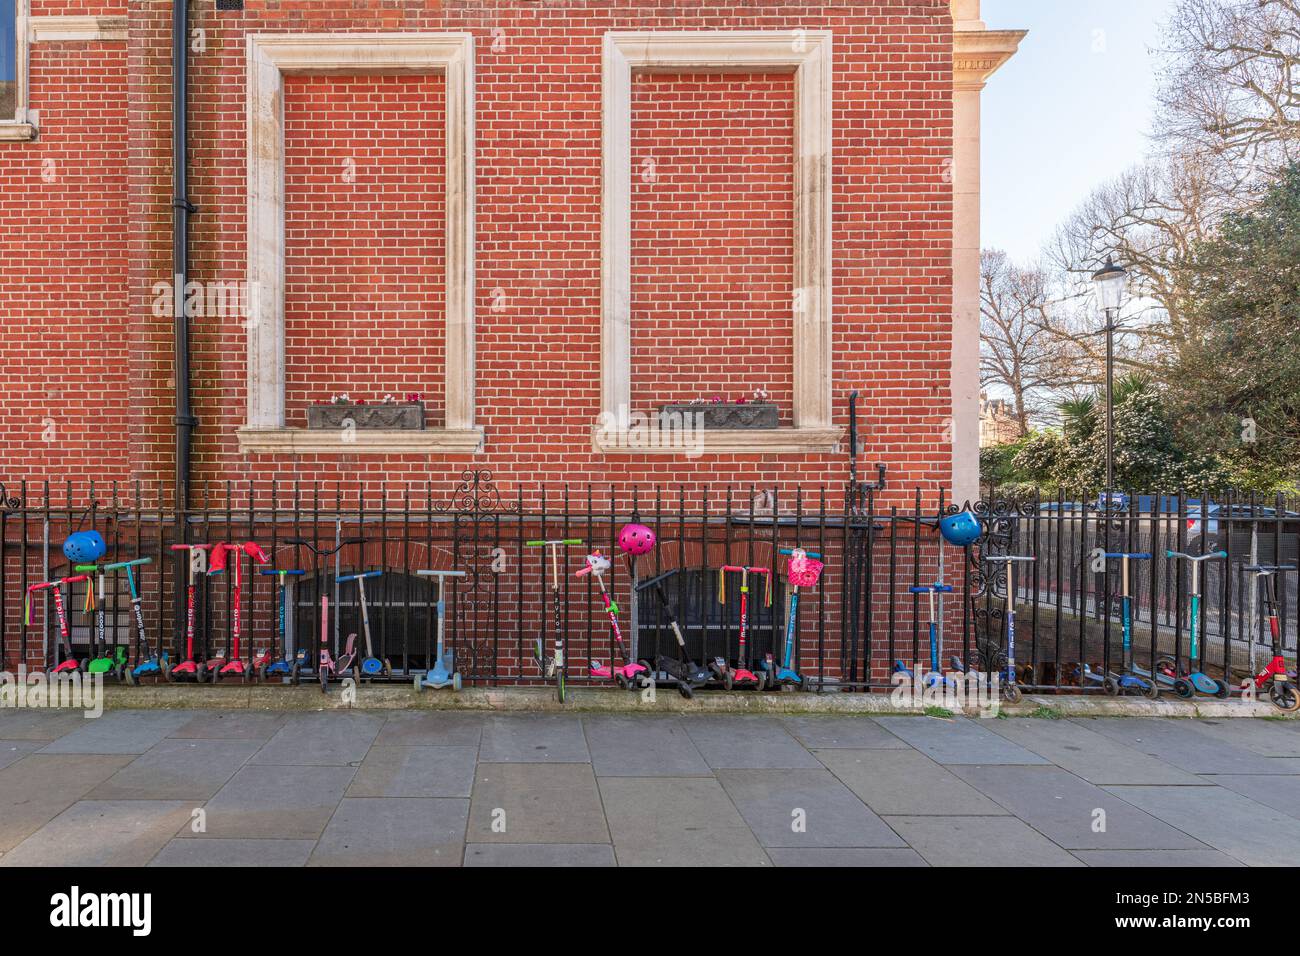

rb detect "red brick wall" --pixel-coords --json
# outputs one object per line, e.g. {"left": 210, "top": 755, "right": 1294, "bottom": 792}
{"left": 3, "top": 0, "right": 955, "bottom": 502}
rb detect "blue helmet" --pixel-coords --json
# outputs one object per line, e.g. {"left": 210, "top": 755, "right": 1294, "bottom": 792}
{"left": 938, "top": 512, "right": 981, "bottom": 547}
{"left": 63, "top": 531, "right": 106, "bottom": 564}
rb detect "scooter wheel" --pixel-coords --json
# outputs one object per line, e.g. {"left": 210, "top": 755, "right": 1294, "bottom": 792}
{"left": 453, "top": 672, "right": 462, "bottom": 692}
{"left": 1213, "top": 679, "right": 1230, "bottom": 700}
{"left": 1103, "top": 677, "right": 1120, "bottom": 696}
{"left": 123, "top": 666, "right": 136, "bottom": 686}
{"left": 1269, "top": 684, "right": 1300, "bottom": 713}
{"left": 723, "top": 672, "right": 734, "bottom": 691}
{"left": 1155, "top": 656, "right": 1178, "bottom": 678}
{"left": 383, "top": 659, "right": 392, "bottom": 678}
{"left": 1002, "top": 683, "right": 1023, "bottom": 703}
{"left": 616, "top": 673, "right": 629, "bottom": 690}
{"left": 1142, "top": 680, "right": 1160, "bottom": 701}
{"left": 290, "top": 662, "right": 301, "bottom": 686}
{"left": 678, "top": 683, "right": 694, "bottom": 700}
{"left": 1174, "top": 679, "right": 1193, "bottom": 700}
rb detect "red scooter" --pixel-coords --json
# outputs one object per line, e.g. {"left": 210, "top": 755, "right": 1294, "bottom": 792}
{"left": 26, "top": 574, "right": 91, "bottom": 675}
{"left": 168, "top": 543, "right": 211, "bottom": 681}
{"left": 203, "top": 541, "right": 269, "bottom": 683}
{"left": 715, "top": 566, "right": 770, "bottom": 689}
{"left": 1241, "top": 565, "right": 1299, "bottom": 712}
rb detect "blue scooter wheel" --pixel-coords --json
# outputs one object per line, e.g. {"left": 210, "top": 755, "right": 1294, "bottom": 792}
{"left": 1174, "top": 679, "right": 1193, "bottom": 700}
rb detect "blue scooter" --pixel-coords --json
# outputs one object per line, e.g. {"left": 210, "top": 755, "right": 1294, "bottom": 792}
{"left": 415, "top": 569, "right": 467, "bottom": 691}
{"left": 255, "top": 568, "right": 305, "bottom": 681}
{"left": 339, "top": 570, "right": 387, "bottom": 678}
{"left": 772, "top": 547, "right": 825, "bottom": 689}
{"left": 1162, "top": 550, "right": 1229, "bottom": 699}
{"left": 895, "top": 580, "right": 957, "bottom": 690}
{"left": 1101, "top": 551, "right": 1159, "bottom": 698}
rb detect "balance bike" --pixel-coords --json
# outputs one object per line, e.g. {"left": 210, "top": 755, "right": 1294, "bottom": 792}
{"left": 339, "top": 569, "right": 387, "bottom": 679}
{"left": 895, "top": 580, "right": 958, "bottom": 692}
{"left": 254, "top": 568, "right": 305, "bottom": 681}
{"left": 26, "top": 574, "right": 92, "bottom": 676}
{"left": 526, "top": 538, "right": 583, "bottom": 703}
{"left": 414, "top": 569, "right": 467, "bottom": 691}
{"left": 715, "top": 566, "right": 770, "bottom": 689}
{"left": 771, "top": 548, "right": 825, "bottom": 689}
{"left": 1102, "top": 551, "right": 1158, "bottom": 699}
{"left": 637, "top": 571, "right": 712, "bottom": 699}
{"left": 1161, "top": 550, "right": 1230, "bottom": 699}
{"left": 168, "top": 543, "right": 211, "bottom": 681}
{"left": 577, "top": 552, "right": 648, "bottom": 690}
{"left": 1241, "top": 565, "right": 1300, "bottom": 712}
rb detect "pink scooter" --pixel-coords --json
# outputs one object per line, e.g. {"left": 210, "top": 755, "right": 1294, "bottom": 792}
{"left": 26, "top": 574, "right": 92, "bottom": 675}
{"left": 578, "top": 551, "right": 649, "bottom": 690}
{"left": 715, "top": 566, "right": 770, "bottom": 689}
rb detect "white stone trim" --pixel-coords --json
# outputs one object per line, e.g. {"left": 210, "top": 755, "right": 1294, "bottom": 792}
{"left": 245, "top": 32, "right": 477, "bottom": 451}
{"left": 0, "top": 0, "right": 33, "bottom": 137}
{"left": 600, "top": 30, "right": 835, "bottom": 452}
{"left": 29, "top": 15, "right": 127, "bottom": 42}
{"left": 236, "top": 427, "right": 484, "bottom": 456}
{"left": 592, "top": 426, "right": 843, "bottom": 456}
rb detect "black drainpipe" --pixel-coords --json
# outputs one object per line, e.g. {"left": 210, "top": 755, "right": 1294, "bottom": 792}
{"left": 172, "top": 0, "right": 196, "bottom": 531}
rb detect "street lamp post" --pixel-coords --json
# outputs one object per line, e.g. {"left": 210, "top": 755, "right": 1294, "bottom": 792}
{"left": 1092, "top": 257, "right": 1128, "bottom": 495}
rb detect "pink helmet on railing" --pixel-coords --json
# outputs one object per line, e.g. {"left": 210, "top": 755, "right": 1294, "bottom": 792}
{"left": 617, "top": 523, "right": 656, "bottom": 556}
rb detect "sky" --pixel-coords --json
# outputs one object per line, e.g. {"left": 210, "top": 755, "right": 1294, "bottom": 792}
{"left": 981, "top": 0, "right": 1180, "bottom": 263}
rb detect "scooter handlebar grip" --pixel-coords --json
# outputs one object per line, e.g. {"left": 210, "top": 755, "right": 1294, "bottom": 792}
{"left": 260, "top": 568, "right": 306, "bottom": 575}
{"left": 1104, "top": 552, "right": 1150, "bottom": 560}
{"left": 909, "top": 585, "right": 954, "bottom": 594}
{"left": 778, "top": 547, "right": 824, "bottom": 559}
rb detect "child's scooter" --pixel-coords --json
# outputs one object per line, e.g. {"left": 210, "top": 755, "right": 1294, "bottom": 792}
{"left": 715, "top": 566, "right": 770, "bottom": 689}
{"left": 1161, "top": 550, "right": 1230, "bottom": 699}
{"left": 339, "top": 570, "right": 387, "bottom": 679}
{"left": 1100, "top": 551, "right": 1158, "bottom": 699}
{"left": 205, "top": 541, "right": 269, "bottom": 682}
{"left": 994, "top": 553, "right": 1036, "bottom": 702}
{"left": 1240, "top": 565, "right": 1299, "bottom": 712}
{"left": 114, "top": 558, "right": 162, "bottom": 683}
{"left": 772, "top": 548, "right": 825, "bottom": 689}
{"left": 26, "top": 574, "right": 91, "bottom": 676}
{"left": 296, "top": 594, "right": 339, "bottom": 693}
{"left": 168, "top": 543, "right": 210, "bottom": 681}
{"left": 254, "top": 567, "right": 305, "bottom": 681}
{"left": 285, "top": 535, "right": 364, "bottom": 685}
{"left": 414, "top": 568, "right": 467, "bottom": 691}
{"left": 637, "top": 571, "right": 712, "bottom": 699}
{"left": 895, "top": 580, "right": 958, "bottom": 691}
{"left": 526, "top": 538, "right": 583, "bottom": 703}
{"left": 577, "top": 552, "right": 648, "bottom": 690}
{"left": 76, "top": 558, "right": 153, "bottom": 681}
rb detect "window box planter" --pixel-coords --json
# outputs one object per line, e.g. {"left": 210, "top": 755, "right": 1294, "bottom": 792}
{"left": 307, "top": 401, "right": 425, "bottom": 431}
{"left": 658, "top": 402, "right": 779, "bottom": 429}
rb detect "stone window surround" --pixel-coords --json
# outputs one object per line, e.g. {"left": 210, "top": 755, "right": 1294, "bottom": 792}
{"left": 593, "top": 30, "right": 842, "bottom": 456}
{"left": 1, "top": 6, "right": 127, "bottom": 142}
{"left": 236, "top": 32, "right": 481, "bottom": 456}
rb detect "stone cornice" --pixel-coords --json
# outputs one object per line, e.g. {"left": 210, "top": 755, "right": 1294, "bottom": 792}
{"left": 953, "top": 28, "right": 1027, "bottom": 91}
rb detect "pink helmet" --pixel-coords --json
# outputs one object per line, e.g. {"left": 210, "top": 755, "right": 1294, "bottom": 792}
{"left": 617, "top": 523, "right": 656, "bottom": 556}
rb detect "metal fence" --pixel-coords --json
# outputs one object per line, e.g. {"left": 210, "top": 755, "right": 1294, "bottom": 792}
{"left": 2, "top": 472, "right": 1296, "bottom": 693}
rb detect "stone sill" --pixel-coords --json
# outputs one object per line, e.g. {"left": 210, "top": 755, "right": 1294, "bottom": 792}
{"left": 237, "top": 427, "right": 484, "bottom": 456}
{"left": 0, "top": 123, "right": 37, "bottom": 142}
{"left": 592, "top": 426, "right": 844, "bottom": 456}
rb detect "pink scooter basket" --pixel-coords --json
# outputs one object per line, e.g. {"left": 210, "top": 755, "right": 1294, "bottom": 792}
{"left": 786, "top": 552, "right": 824, "bottom": 588}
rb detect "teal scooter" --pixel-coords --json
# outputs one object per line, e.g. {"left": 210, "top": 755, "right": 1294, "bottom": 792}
{"left": 1101, "top": 551, "right": 1159, "bottom": 698}
{"left": 414, "top": 569, "right": 467, "bottom": 691}
{"left": 1161, "top": 550, "right": 1230, "bottom": 699}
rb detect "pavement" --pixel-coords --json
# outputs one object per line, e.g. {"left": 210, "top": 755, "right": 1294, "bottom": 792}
{"left": 0, "top": 708, "right": 1298, "bottom": 867}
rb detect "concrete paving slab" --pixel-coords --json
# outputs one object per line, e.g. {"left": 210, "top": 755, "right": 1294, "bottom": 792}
{"left": 0, "top": 740, "right": 41, "bottom": 770}
{"left": 1104, "top": 784, "right": 1300, "bottom": 866}
{"left": 89, "top": 738, "right": 261, "bottom": 801}
{"left": 374, "top": 711, "right": 484, "bottom": 748}
{"left": 478, "top": 715, "right": 589, "bottom": 763}
{"left": 985, "top": 718, "right": 1204, "bottom": 785}
{"left": 309, "top": 798, "right": 466, "bottom": 867}
{"left": 885, "top": 815, "right": 1082, "bottom": 867}
{"left": 952, "top": 765, "right": 1209, "bottom": 851}
{"left": 1183, "top": 718, "right": 1300, "bottom": 758}
{"left": 600, "top": 776, "right": 770, "bottom": 867}
{"left": 767, "top": 848, "right": 928, "bottom": 867}
{"left": 1071, "top": 849, "right": 1244, "bottom": 867}
{"left": 874, "top": 716, "right": 1050, "bottom": 765}
{"left": 0, "top": 754, "right": 135, "bottom": 852}
{"left": 1197, "top": 774, "right": 1300, "bottom": 821}
{"left": 781, "top": 716, "right": 910, "bottom": 750}
{"left": 717, "top": 768, "right": 905, "bottom": 848}
{"left": 464, "top": 843, "right": 616, "bottom": 867}
{"left": 0, "top": 709, "right": 89, "bottom": 740}
{"left": 681, "top": 716, "right": 821, "bottom": 770}
{"left": 815, "top": 749, "right": 1007, "bottom": 816}
{"left": 1, "top": 800, "right": 192, "bottom": 866}
{"left": 469, "top": 763, "right": 608, "bottom": 844}
{"left": 249, "top": 712, "right": 382, "bottom": 766}
{"left": 170, "top": 712, "right": 288, "bottom": 740}
{"left": 583, "top": 716, "right": 711, "bottom": 777}
{"left": 1076, "top": 717, "right": 1300, "bottom": 775}
{"left": 149, "top": 838, "right": 317, "bottom": 867}
{"left": 195, "top": 764, "right": 355, "bottom": 839}
{"left": 347, "top": 745, "right": 477, "bottom": 798}
{"left": 37, "top": 710, "right": 197, "bottom": 755}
